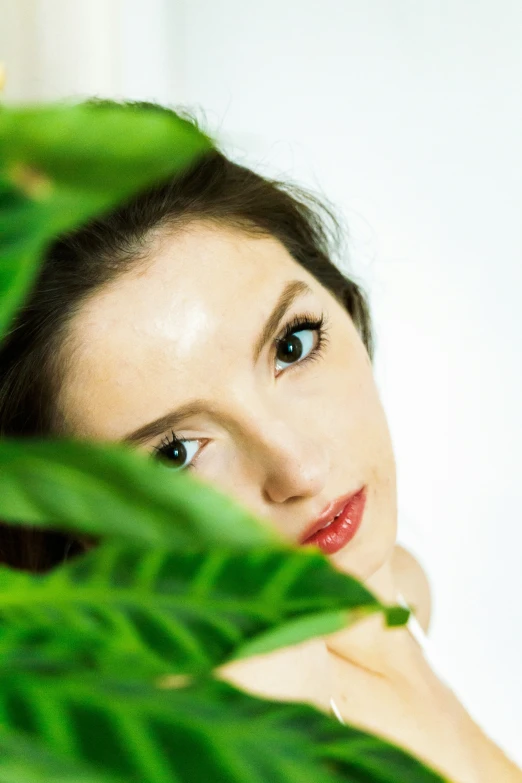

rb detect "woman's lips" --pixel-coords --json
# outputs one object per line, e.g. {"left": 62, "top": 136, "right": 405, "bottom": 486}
{"left": 299, "top": 486, "right": 367, "bottom": 555}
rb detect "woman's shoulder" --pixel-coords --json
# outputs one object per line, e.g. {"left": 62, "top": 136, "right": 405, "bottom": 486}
{"left": 390, "top": 544, "right": 432, "bottom": 634}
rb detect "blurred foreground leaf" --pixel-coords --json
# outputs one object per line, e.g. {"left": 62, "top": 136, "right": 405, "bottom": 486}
{"left": 0, "top": 100, "right": 211, "bottom": 337}
{"left": 0, "top": 542, "right": 408, "bottom": 678}
{"left": 0, "top": 673, "right": 447, "bottom": 783}
{"left": 0, "top": 439, "right": 278, "bottom": 549}
{"left": 0, "top": 728, "right": 125, "bottom": 783}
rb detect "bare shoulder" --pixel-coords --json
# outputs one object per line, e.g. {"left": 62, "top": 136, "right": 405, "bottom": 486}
{"left": 390, "top": 544, "right": 432, "bottom": 634}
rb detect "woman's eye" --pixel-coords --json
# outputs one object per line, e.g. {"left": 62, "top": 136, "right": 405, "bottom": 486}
{"left": 154, "top": 437, "right": 200, "bottom": 471}
{"left": 275, "top": 328, "right": 317, "bottom": 371}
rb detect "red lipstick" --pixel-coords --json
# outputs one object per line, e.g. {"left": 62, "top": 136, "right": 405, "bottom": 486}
{"left": 299, "top": 486, "right": 367, "bottom": 555}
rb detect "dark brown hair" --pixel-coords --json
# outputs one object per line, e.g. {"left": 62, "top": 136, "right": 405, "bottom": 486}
{"left": 0, "top": 98, "right": 374, "bottom": 573}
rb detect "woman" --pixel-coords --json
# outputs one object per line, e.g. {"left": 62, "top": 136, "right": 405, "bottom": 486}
{"left": 0, "top": 99, "right": 520, "bottom": 783}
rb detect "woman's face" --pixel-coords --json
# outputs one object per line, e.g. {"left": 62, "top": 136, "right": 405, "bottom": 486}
{"left": 58, "top": 220, "right": 397, "bottom": 584}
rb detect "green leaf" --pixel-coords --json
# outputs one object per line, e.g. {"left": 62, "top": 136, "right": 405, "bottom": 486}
{"left": 0, "top": 673, "right": 448, "bottom": 783}
{"left": 0, "top": 100, "right": 211, "bottom": 338}
{"left": 229, "top": 609, "right": 375, "bottom": 660}
{"left": 384, "top": 605, "right": 411, "bottom": 627}
{"left": 0, "top": 542, "right": 405, "bottom": 677}
{"left": 0, "top": 439, "right": 278, "bottom": 549}
{"left": 0, "top": 728, "right": 126, "bottom": 783}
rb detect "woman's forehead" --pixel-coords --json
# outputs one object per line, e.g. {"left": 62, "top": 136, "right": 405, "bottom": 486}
{"left": 94, "top": 223, "right": 310, "bottom": 327}
{"left": 59, "top": 223, "right": 322, "bottom": 438}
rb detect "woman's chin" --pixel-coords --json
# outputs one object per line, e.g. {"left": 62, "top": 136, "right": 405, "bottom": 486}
{"left": 329, "top": 526, "right": 397, "bottom": 595}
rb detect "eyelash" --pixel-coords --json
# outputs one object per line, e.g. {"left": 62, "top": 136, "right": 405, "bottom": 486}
{"left": 275, "top": 311, "right": 329, "bottom": 374}
{"left": 153, "top": 311, "right": 330, "bottom": 469}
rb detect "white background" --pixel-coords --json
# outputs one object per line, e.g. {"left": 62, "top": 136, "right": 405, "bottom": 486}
{"left": 1, "top": 0, "right": 521, "bottom": 764}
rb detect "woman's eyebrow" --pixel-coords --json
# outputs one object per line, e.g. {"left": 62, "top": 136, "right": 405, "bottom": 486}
{"left": 121, "top": 399, "right": 210, "bottom": 445}
{"left": 122, "top": 279, "right": 313, "bottom": 446}
{"left": 252, "top": 279, "right": 313, "bottom": 363}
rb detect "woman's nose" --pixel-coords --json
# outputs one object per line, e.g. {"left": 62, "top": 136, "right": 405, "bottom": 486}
{"left": 257, "top": 422, "right": 330, "bottom": 505}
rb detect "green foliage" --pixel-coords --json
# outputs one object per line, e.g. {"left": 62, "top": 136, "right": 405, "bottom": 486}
{"left": 0, "top": 541, "right": 404, "bottom": 678}
{"left": 0, "top": 671, "right": 449, "bottom": 783}
{"left": 0, "top": 439, "right": 277, "bottom": 549}
{"left": 0, "top": 729, "right": 125, "bottom": 783}
{"left": 0, "top": 99, "right": 449, "bottom": 782}
{"left": 0, "top": 100, "right": 210, "bottom": 338}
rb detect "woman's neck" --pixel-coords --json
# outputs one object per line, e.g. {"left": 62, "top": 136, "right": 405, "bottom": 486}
{"left": 324, "top": 557, "right": 428, "bottom": 682}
